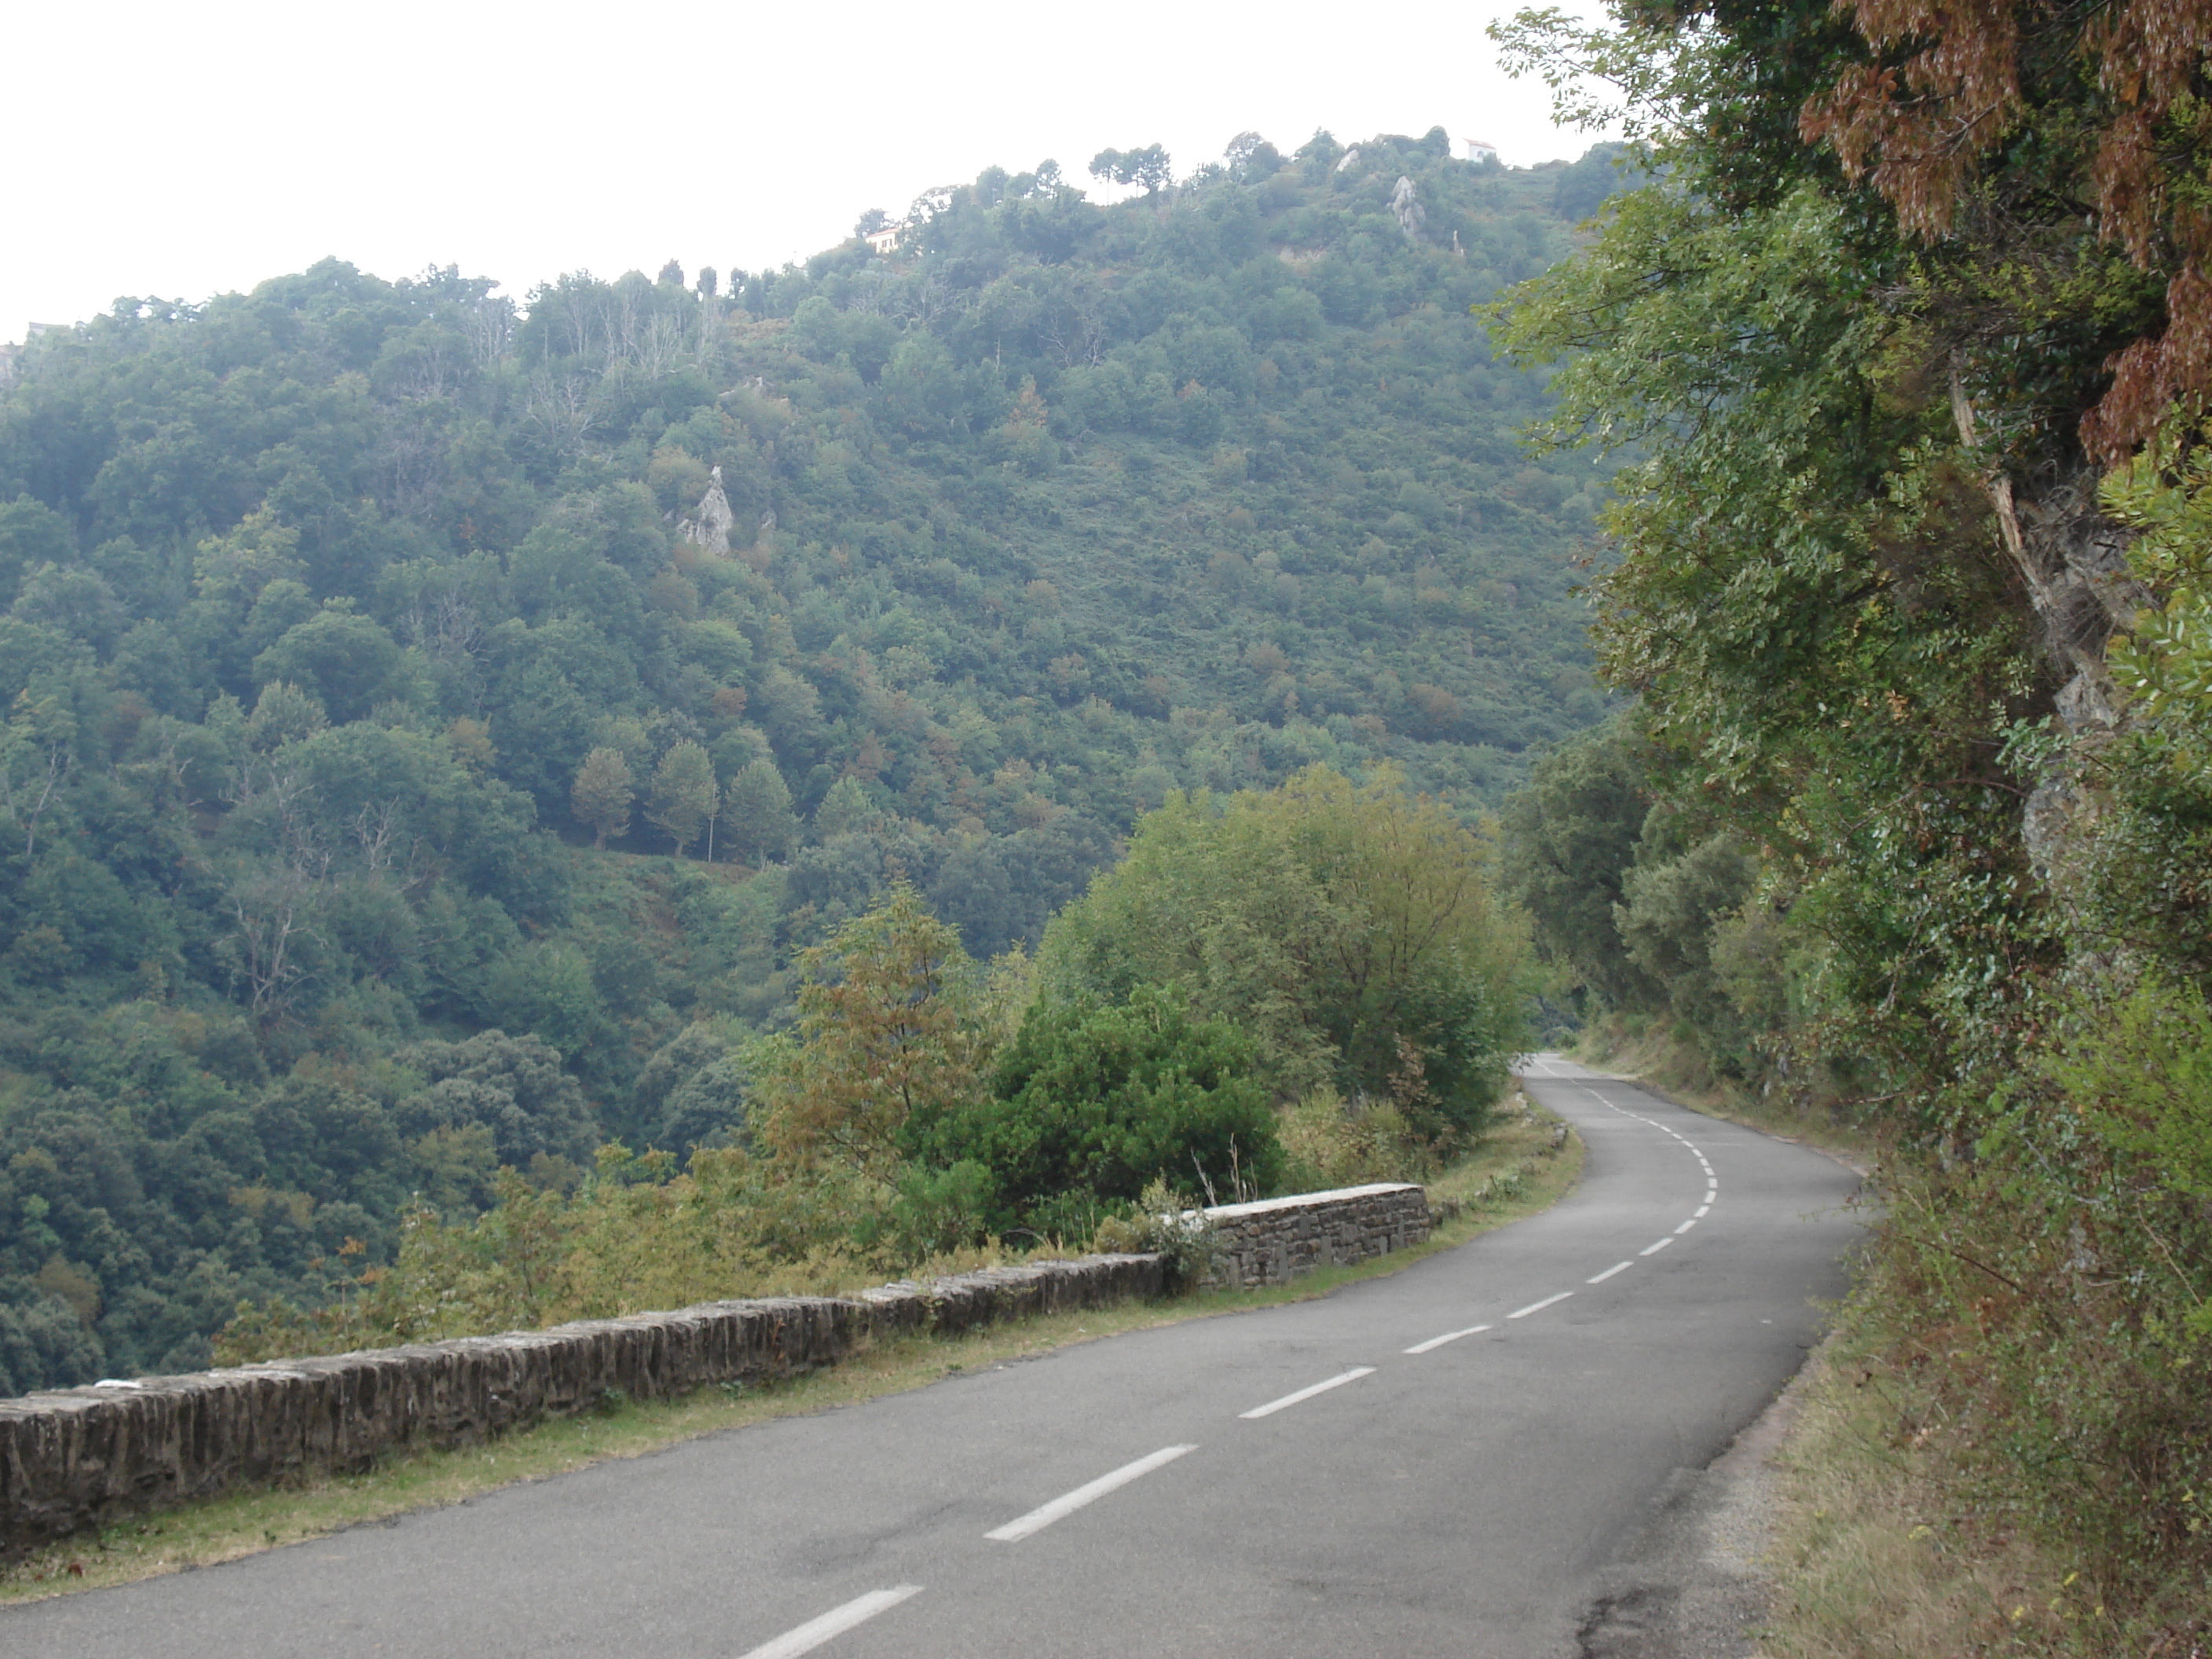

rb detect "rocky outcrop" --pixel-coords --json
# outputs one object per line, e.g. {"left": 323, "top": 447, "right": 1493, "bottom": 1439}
{"left": 677, "top": 465, "right": 734, "bottom": 554}
{"left": 0, "top": 1254, "right": 1163, "bottom": 1552}
{"left": 1950, "top": 383, "right": 2154, "bottom": 881}
{"left": 1390, "top": 177, "right": 1426, "bottom": 241}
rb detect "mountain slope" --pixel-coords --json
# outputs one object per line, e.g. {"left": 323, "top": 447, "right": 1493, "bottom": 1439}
{"left": 0, "top": 129, "right": 1621, "bottom": 1386}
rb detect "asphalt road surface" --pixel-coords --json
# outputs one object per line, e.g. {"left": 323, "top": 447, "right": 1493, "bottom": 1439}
{"left": 9, "top": 1058, "right": 1861, "bottom": 1658}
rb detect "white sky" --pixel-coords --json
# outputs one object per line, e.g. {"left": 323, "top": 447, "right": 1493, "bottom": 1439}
{"left": 3, "top": 1, "right": 1606, "bottom": 343}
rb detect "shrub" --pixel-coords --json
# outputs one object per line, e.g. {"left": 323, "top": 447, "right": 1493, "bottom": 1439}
{"left": 911, "top": 984, "right": 1283, "bottom": 1235}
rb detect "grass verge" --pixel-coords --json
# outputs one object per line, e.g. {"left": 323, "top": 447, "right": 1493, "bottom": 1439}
{"left": 0, "top": 1103, "right": 1580, "bottom": 1605}
{"left": 1760, "top": 1304, "right": 2109, "bottom": 1659}
{"left": 1563, "top": 1023, "right": 1880, "bottom": 1169}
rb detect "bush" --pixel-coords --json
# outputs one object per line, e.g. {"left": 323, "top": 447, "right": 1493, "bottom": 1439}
{"left": 911, "top": 985, "right": 1283, "bottom": 1235}
{"left": 1276, "top": 1088, "right": 1434, "bottom": 1188}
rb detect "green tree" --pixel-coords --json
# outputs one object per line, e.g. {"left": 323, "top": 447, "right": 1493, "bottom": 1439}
{"left": 0, "top": 495, "right": 75, "bottom": 610}
{"left": 753, "top": 884, "right": 984, "bottom": 1175}
{"left": 251, "top": 606, "right": 404, "bottom": 723}
{"left": 394, "top": 1029, "right": 599, "bottom": 1168}
{"left": 720, "top": 758, "right": 797, "bottom": 865}
{"left": 1089, "top": 145, "right": 1173, "bottom": 196}
{"left": 1497, "top": 716, "right": 1663, "bottom": 1012}
{"left": 1043, "top": 765, "right": 1533, "bottom": 1136}
{"left": 646, "top": 740, "right": 716, "bottom": 857}
{"left": 812, "top": 775, "right": 877, "bottom": 840}
{"left": 570, "top": 746, "right": 634, "bottom": 849}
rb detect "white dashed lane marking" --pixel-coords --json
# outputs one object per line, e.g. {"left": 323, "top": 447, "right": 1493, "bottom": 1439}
{"left": 1388, "top": 1061, "right": 1728, "bottom": 1407}
{"left": 738, "top": 1586, "right": 925, "bottom": 1659}
{"left": 1507, "top": 1291, "right": 1573, "bottom": 1320}
{"left": 1239, "top": 1368, "right": 1377, "bottom": 1420}
{"left": 987, "top": 1445, "right": 1197, "bottom": 1541}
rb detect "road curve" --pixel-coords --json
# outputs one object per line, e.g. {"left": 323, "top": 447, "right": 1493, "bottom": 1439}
{"left": 7, "top": 1058, "right": 1861, "bottom": 1658}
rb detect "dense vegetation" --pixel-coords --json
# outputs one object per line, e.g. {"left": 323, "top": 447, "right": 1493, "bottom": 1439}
{"left": 218, "top": 773, "right": 1529, "bottom": 1361}
{"left": 0, "top": 128, "right": 1599, "bottom": 1390}
{"left": 1489, "top": 2, "right": 2212, "bottom": 1646}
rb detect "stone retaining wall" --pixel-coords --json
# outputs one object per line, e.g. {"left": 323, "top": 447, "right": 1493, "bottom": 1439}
{"left": 1203, "top": 1181, "right": 1432, "bottom": 1288}
{"left": 0, "top": 1181, "right": 1434, "bottom": 1551}
{"left": 0, "top": 1253, "right": 1162, "bottom": 1552}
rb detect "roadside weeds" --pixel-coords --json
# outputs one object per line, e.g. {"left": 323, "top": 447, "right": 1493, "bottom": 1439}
{"left": 1755, "top": 1315, "right": 2093, "bottom": 1659}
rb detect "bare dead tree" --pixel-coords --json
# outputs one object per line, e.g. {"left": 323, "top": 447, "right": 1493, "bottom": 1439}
{"left": 0, "top": 720, "right": 72, "bottom": 857}
{"left": 622, "top": 309, "right": 693, "bottom": 381}
{"left": 1038, "top": 287, "right": 1110, "bottom": 368}
{"left": 460, "top": 295, "right": 516, "bottom": 370}
{"left": 353, "top": 799, "right": 404, "bottom": 880}
{"left": 523, "top": 368, "right": 599, "bottom": 460}
{"left": 226, "top": 773, "right": 331, "bottom": 1020}
{"left": 386, "top": 330, "right": 457, "bottom": 403}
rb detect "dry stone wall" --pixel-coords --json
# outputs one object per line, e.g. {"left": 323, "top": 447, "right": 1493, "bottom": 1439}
{"left": 1202, "top": 1182, "right": 1432, "bottom": 1288}
{"left": 0, "top": 1254, "right": 1162, "bottom": 1553}
{"left": 0, "top": 1182, "right": 1434, "bottom": 1551}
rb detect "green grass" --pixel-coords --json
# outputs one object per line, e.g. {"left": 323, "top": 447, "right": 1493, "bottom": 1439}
{"left": 0, "top": 1103, "right": 1580, "bottom": 1603}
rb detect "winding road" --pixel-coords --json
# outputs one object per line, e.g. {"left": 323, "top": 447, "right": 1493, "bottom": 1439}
{"left": 8, "top": 1058, "right": 1862, "bottom": 1657}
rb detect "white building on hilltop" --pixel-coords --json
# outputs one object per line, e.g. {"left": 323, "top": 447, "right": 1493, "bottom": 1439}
{"left": 1460, "top": 136, "right": 1500, "bottom": 163}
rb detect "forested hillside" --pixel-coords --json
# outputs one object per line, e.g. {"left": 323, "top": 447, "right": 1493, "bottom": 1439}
{"left": 0, "top": 130, "right": 1613, "bottom": 1388}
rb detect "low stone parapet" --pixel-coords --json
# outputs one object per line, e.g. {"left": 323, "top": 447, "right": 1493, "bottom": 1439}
{"left": 0, "top": 1182, "right": 1440, "bottom": 1551}
{"left": 0, "top": 1252, "right": 1163, "bottom": 1552}
{"left": 1202, "top": 1181, "right": 1432, "bottom": 1288}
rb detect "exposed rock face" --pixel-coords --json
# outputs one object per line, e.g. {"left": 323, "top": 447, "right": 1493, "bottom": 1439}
{"left": 1202, "top": 1182, "right": 1431, "bottom": 1287}
{"left": 1951, "top": 387, "right": 2152, "bottom": 882}
{"left": 1390, "top": 176, "right": 1426, "bottom": 240}
{"left": 678, "top": 465, "right": 734, "bottom": 554}
{"left": 1335, "top": 147, "right": 1362, "bottom": 174}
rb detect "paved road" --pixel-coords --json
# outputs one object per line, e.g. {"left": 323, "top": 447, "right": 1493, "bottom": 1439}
{"left": 8, "top": 1059, "right": 1860, "bottom": 1658}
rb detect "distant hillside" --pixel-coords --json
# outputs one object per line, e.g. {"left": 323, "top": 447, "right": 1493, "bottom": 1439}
{"left": 0, "top": 129, "right": 1622, "bottom": 1386}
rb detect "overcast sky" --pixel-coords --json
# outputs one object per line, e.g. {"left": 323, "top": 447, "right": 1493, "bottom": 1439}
{"left": 4, "top": 1, "right": 1607, "bottom": 344}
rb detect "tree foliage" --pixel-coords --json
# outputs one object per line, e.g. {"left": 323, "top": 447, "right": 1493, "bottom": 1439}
{"left": 913, "top": 984, "right": 1279, "bottom": 1237}
{"left": 646, "top": 738, "right": 716, "bottom": 856}
{"left": 570, "top": 746, "right": 633, "bottom": 849}
{"left": 1044, "top": 764, "right": 1532, "bottom": 1137}
{"left": 753, "top": 884, "right": 984, "bottom": 1175}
